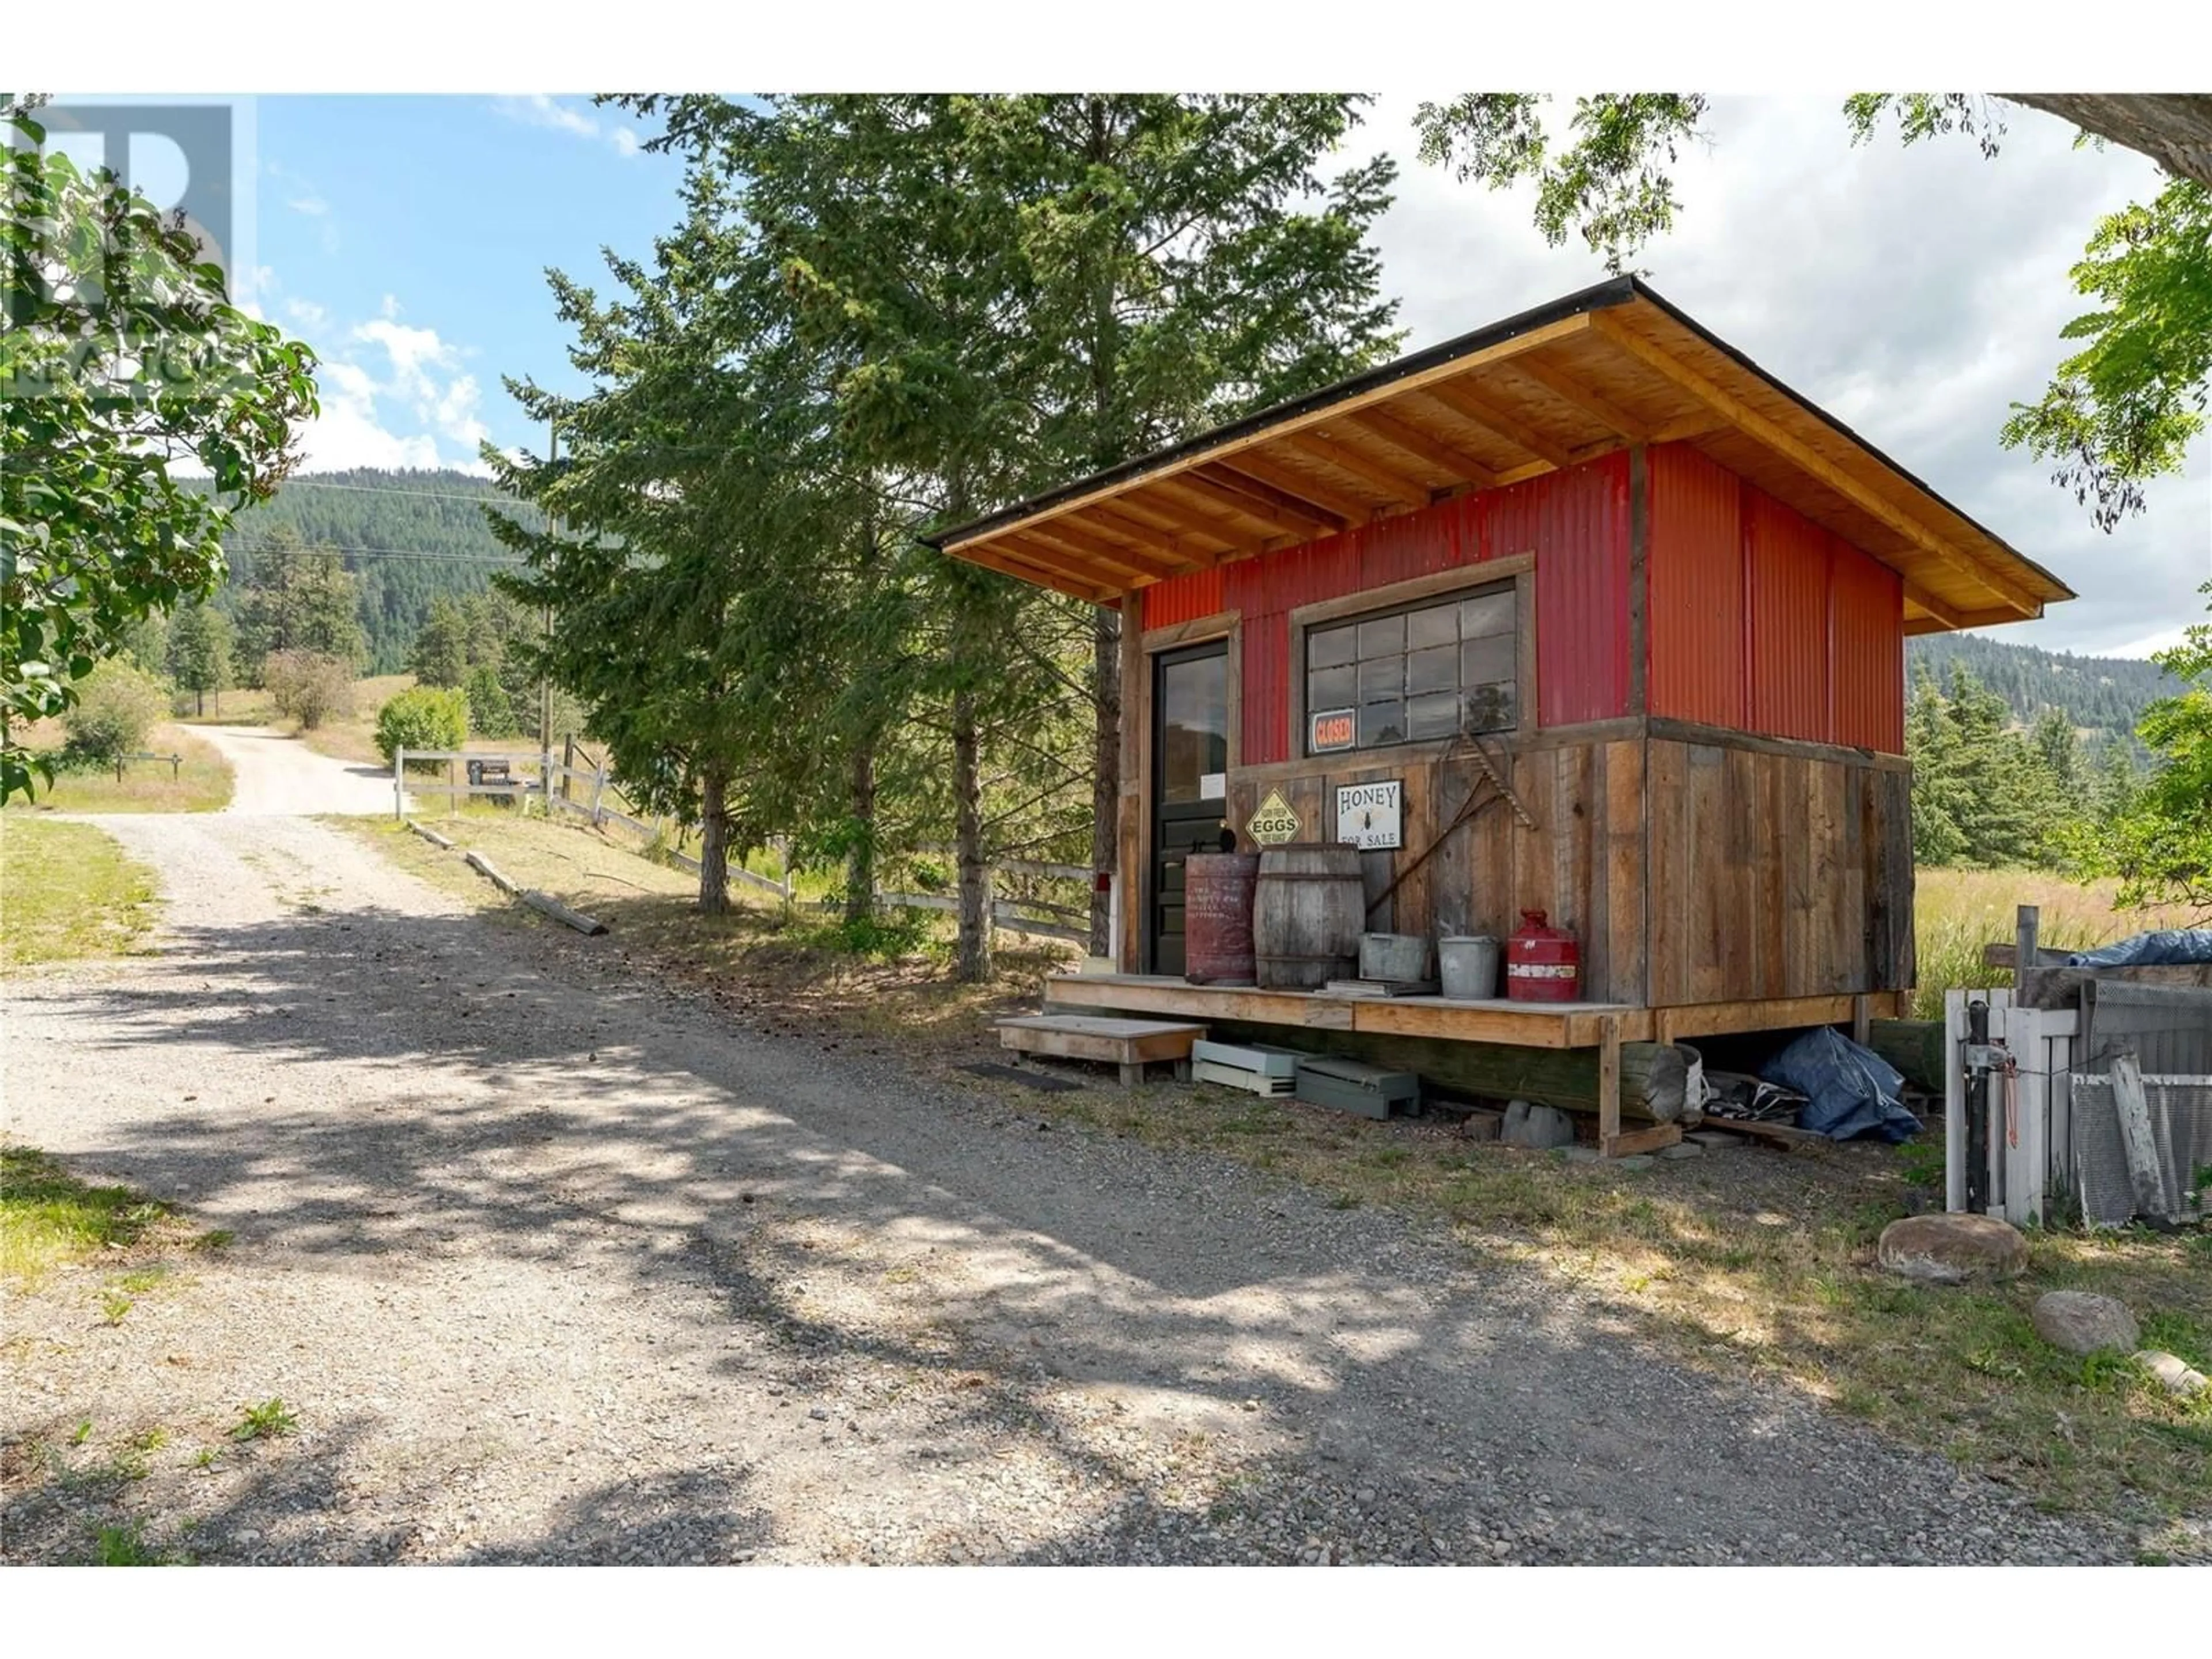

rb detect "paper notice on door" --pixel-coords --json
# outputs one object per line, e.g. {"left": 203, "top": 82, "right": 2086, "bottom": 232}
{"left": 1199, "top": 772, "right": 1226, "bottom": 800}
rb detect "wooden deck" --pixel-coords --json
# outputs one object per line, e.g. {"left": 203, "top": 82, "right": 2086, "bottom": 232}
{"left": 1044, "top": 974, "right": 1902, "bottom": 1049}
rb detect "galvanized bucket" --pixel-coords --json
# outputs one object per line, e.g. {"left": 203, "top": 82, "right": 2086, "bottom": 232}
{"left": 1438, "top": 935, "right": 1501, "bottom": 1000}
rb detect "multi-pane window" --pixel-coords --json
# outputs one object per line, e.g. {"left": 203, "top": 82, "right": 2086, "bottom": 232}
{"left": 1304, "top": 581, "right": 1517, "bottom": 754}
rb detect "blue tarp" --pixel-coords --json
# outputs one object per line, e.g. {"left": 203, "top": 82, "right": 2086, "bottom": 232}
{"left": 1760, "top": 1027, "right": 1922, "bottom": 1143}
{"left": 2065, "top": 929, "right": 2212, "bottom": 968}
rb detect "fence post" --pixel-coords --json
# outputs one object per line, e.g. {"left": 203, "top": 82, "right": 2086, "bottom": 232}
{"left": 394, "top": 748, "right": 406, "bottom": 821}
{"left": 590, "top": 766, "right": 606, "bottom": 826}
{"left": 448, "top": 753, "right": 459, "bottom": 818}
{"left": 115, "top": 753, "right": 125, "bottom": 783}
{"left": 169, "top": 754, "right": 180, "bottom": 782}
{"left": 540, "top": 746, "right": 554, "bottom": 819}
{"left": 562, "top": 735, "right": 575, "bottom": 807}
{"left": 778, "top": 836, "right": 793, "bottom": 908}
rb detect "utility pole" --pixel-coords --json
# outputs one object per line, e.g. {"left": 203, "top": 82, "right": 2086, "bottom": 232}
{"left": 541, "top": 420, "right": 557, "bottom": 756}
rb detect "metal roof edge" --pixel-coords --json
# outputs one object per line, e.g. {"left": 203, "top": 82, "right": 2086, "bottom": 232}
{"left": 1621, "top": 276, "right": 2075, "bottom": 602}
{"left": 923, "top": 274, "right": 1640, "bottom": 551}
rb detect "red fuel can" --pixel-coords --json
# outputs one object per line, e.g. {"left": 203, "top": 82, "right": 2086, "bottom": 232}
{"left": 1505, "top": 909, "right": 1581, "bottom": 1003}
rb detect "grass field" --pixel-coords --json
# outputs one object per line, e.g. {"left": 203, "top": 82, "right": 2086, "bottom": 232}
{"left": 338, "top": 810, "right": 2210, "bottom": 1532}
{"left": 0, "top": 819, "right": 160, "bottom": 969}
{"left": 1910, "top": 867, "right": 2201, "bottom": 1018}
{"left": 173, "top": 685, "right": 275, "bottom": 725}
{"left": 6, "top": 724, "right": 234, "bottom": 816}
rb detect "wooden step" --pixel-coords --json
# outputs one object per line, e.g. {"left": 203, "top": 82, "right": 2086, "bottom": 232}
{"left": 995, "top": 1014, "right": 1206, "bottom": 1088}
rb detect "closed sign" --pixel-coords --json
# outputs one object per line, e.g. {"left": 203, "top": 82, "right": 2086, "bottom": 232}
{"left": 1335, "top": 780, "right": 1403, "bottom": 850}
{"left": 1309, "top": 708, "right": 1355, "bottom": 752}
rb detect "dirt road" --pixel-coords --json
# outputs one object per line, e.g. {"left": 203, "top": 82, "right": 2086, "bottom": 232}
{"left": 1, "top": 813, "right": 2150, "bottom": 1565}
{"left": 193, "top": 725, "right": 396, "bottom": 816}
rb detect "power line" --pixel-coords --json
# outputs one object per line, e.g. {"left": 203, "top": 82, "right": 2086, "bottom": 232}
{"left": 272, "top": 479, "right": 520, "bottom": 507}
{"left": 228, "top": 543, "right": 526, "bottom": 563}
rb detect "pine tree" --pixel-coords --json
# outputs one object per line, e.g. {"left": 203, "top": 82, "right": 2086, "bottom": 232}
{"left": 232, "top": 525, "right": 366, "bottom": 681}
{"left": 410, "top": 596, "right": 472, "bottom": 688}
{"left": 166, "top": 604, "right": 234, "bottom": 716}
{"left": 641, "top": 94, "right": 1405, "bottom": 969}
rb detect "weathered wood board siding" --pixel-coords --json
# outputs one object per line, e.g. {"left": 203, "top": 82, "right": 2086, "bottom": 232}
{"left": 1224, "top": 730, "right": 1647, "bottom": 1006}
{"left": 1644, "top": 734, "right": 1912, "bottom": 1003}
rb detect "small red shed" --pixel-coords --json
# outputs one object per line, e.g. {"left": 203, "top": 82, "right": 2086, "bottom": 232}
{"left": 931, "top": 277, "right": 2072, "bottom": 1126}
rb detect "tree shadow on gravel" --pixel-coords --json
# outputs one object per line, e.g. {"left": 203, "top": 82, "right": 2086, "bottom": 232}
{"left": 6, "top": 900, "right": 2142, "bottom": 1565}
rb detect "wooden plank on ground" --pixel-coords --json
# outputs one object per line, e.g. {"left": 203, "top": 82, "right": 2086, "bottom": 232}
{"left": 1602, "top": 1121, "right": 1681, "bottom": 1158}
{"left": 1695, "top": 1116, "right": 1828, "bottom": 1150}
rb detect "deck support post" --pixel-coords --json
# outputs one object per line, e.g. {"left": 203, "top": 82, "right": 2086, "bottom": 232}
{"left": 1851, "top": 993, "right": 1872, "bottom": 1046}
{"left": 1597, "top": 1014, "right": 1622, "bottom": 1152}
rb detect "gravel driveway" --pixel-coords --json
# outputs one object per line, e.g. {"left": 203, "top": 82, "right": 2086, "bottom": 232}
{"left": 194, "top": 725, "right": 397, "bottom": 815}
{"left": 1, "top": 813, "right": 2151, "bottom": 1565}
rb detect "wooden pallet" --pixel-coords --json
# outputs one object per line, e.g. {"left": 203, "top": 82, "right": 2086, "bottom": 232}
{"left": 995, "top": 1014, "right": 1205, "bottom": 1088}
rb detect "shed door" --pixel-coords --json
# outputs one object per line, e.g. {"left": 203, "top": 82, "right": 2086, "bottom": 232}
{"left": 1150, "top": 642, "right": 1229, "bottom": 976}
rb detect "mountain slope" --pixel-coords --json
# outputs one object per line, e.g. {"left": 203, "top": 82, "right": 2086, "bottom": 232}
{"left": 1906, "top": 633, "right": 2181, "bottom": 744}
{"left": 215, "top": 469, "right": 536, "bottom": 673}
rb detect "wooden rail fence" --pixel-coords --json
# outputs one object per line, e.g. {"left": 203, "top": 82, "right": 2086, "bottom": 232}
{"left": 392, "top": 748, "right": 1088, "bottom": 942}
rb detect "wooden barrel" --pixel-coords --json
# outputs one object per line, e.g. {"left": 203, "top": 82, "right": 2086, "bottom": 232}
{"left": 1253, "top": 843, "right": 1365, "bottom": 990}
{"left": 1185, "top": 852, "right": 1261, "bottom": 985}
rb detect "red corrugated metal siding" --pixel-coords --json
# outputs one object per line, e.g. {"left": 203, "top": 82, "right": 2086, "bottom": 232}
{"left": 1142, "top": 566, "right": 1225, "bottom": 628}
{"left": 1744, "top": 486, "right": 1831, "bottom": 743}
{"left": 1133, "top": 458, "right": 1627, "bottom": 765}
{"left": 1241, "top": 616, "right": 1291, "bottom": 762}
{"left": 1502, "top": 452, "right": 1633, "bottom": 728}
{"left": 1831, "top": 539, "right": 1904, "bottom": 752}
{"left": 1646, "top": 443, "right": 1745, "bottom": 728}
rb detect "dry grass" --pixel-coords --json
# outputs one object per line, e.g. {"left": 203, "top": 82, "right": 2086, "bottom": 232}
{"left": 6, "top": 724, "right": 234, "bottom": 816}
{"left": 331, "top": 810, "right": 1073, "bottom": 1056}
{"left": 1910, "top": 868, "right": 2202, "bottom": 1018}
{"left": 0, "top": 819, "right": 160, "bottom": 969}
{"left": 173, "top": 685, "right": 275, "bottom": 725}
{"left": 337, "top": 811, "right": 2211, "bottom": 1526}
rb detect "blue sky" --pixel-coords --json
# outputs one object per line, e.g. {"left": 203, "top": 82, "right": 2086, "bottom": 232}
{"left": 241, "top": 95, "right": 684, "bottom": 469}
{"left": 52, "top": 90, "right": 2209, "bottom": 658}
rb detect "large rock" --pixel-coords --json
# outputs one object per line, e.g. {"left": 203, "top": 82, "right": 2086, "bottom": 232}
{"left": 1501, "top": 1099, "right": 1577, "bottom": 1150}
{"left": 2032, "top": 1290, "right": 2140, "bottom": 1355}
{"left": 1876, "top": 1213, "right": 2029, "bottom": 1285}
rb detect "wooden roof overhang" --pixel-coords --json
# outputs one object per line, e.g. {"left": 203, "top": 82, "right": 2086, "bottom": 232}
{"left": 928, "top": 276, "right": 2074, "bottom": 635}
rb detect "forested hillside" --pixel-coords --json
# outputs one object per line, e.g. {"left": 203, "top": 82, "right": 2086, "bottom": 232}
{"left": 1906, "top": 632, "right": 2180, "bottom": 743}
{"left": 207, "top": 468, "right": 2184, "bottom": 743}
{"left": 211, "top": 469, "right": 535, "bottom": 673}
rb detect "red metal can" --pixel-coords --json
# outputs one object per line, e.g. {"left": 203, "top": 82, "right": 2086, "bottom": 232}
{"left": 1505, "top": 909, "right": 1581, "bottom": 1003}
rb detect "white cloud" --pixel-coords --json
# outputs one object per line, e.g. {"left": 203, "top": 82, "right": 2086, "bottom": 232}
{"left": 259, "top": 282, "right": 491, "bottom": 472}
{"left": 1362, "top": 94, "right": 2211, "bottom": 657}
{"left": 492, "top": 94, "right": 646, "bottom": 160}
{"left": 287, "top": 193, "right": 329, "bottom": 217}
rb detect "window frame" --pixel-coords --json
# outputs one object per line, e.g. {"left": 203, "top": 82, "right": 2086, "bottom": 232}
{"left": 1288, "top": 556, "right": 1536, "bottom": 761}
